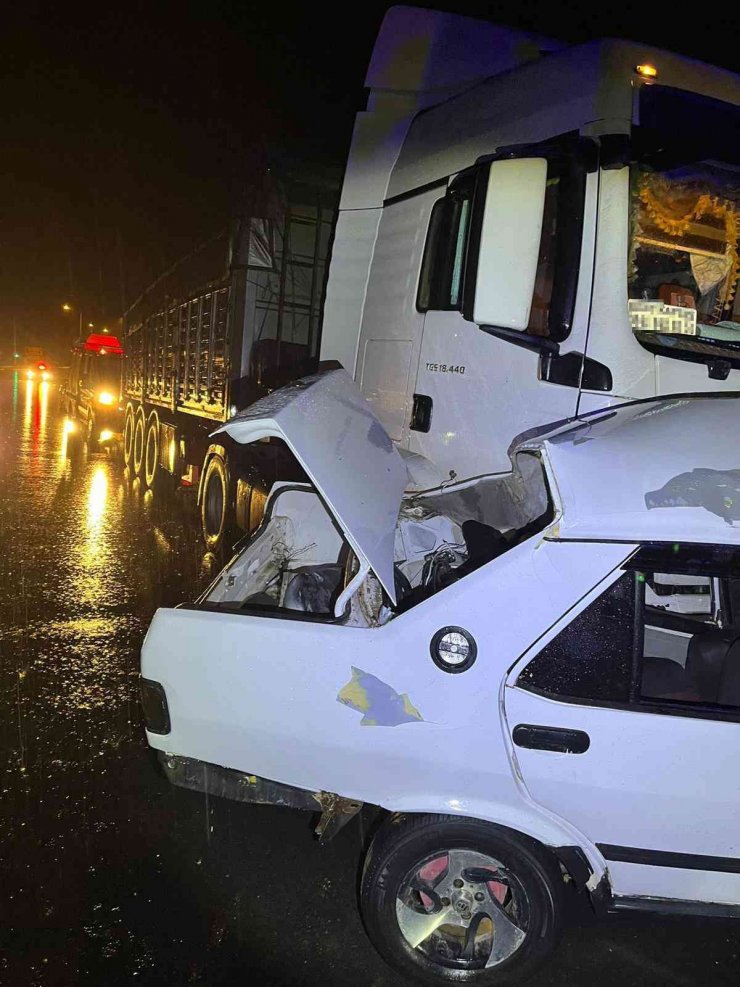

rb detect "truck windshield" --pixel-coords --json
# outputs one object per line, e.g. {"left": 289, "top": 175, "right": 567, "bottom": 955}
{"left": 628, "top": 87, "right": 740, "bottom": 363}
{"left": 91, "top": 355, "right": 123, "bottom": 391}
{"left": 629, "top": 161, "right": 740, "bottom": 345}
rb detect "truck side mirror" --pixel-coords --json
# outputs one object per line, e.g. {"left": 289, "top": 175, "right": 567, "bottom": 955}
{"left": 473, "top": 158, "right": 548, "bottom": 330}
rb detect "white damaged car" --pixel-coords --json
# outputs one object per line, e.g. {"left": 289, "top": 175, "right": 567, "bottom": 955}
{"left": 140, "top": 370, "right": 740, "bottom": 984}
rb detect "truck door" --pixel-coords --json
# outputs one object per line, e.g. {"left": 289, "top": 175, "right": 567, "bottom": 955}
{"left": 505, "top": 555, "right": 740, "bottom": 908}
{"left": 354, "top": 186, "right": 443, "bottom": 445}
{"left": 408, "top": 153, "right": 594, "bottom": 480}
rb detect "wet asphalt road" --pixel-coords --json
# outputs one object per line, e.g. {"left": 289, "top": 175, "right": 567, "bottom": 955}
{"left": 1, "top": 370, "right": 739, "bottom": 986}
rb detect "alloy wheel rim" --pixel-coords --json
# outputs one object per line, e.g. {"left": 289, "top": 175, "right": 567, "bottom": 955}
{"left": 395, "top": 848, "right": 529, "bottom": 971}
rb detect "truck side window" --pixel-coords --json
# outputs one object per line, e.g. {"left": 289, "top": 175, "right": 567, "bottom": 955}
{"left": 516, "top": 572, "right": 634, "bottom": 703}
{"left": 417, "top": 177, "right": 474, "bottom": 312}
{"left": 527, "top": 177, "right": 560, "bottom": 337}
{"left": 417, "top": 164, "right": 568, "bottom": 340}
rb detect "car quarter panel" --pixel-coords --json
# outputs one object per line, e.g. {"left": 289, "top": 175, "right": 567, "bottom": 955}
{"left": 142, "top": 538, "right": 632, "bottom": 843}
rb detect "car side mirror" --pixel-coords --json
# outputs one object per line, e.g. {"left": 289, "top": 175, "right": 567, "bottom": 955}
{"left": 473, "top": 157, "right": 548, "bottom": 331}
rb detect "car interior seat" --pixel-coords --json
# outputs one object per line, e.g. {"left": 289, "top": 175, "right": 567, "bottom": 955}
{"left": 718, "top": 640, "right": 740, "bottom": 707}
{"left": 641, "top": 657, "right": 694, "bottom": 699}
{"left": 685, "top": 628, "right": 740, "bottom": 702}
{"left": 642, "top": 627, "right": 740, "bottom": 703}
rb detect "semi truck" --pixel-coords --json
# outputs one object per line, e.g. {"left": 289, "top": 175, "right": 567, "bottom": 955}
{"left": 120, "top": 166, "right": 337, "bottom": 549}
{"left": 61, "top": 331, "right": 125, "bottom": 444}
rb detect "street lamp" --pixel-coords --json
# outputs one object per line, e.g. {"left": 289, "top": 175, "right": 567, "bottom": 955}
{"left": 62, "top": 303, "right": 82, "bottom": 334}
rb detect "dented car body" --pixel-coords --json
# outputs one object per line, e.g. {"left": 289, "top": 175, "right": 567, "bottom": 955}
{"left": 141, "top": 372, "right": 740, "bottom": 980}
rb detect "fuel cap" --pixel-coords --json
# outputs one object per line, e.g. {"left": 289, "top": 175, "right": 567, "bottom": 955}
{"left": 430, "top": 626, "right": 477, "bottom": 673}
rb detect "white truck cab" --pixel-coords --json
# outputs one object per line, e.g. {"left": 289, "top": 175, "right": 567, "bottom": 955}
{"left": 321, "top": 6, "right": 740, "bottom": 483}
{"left": 141, "top": 369, "right": 740, "bottom": 982}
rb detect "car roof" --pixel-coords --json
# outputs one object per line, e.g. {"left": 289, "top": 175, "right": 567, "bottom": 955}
{"left": 515, "top": 395, "right": 740, "bottom": 546}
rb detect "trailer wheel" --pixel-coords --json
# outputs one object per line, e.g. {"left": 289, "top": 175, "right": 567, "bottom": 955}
{"left": 123, "top": 406, "right": 135, "bottom": 467}
{"left": 201, "top": 454, "right": 232, "bottom": 552}
{"left": 360, "top": 814, "right": 562, "bottom": 985}
{"left": 144, "top": 413, "right": 160, "bottom": 489}
{"left": 132, "top": 407, "right": 146, "bottom": 477}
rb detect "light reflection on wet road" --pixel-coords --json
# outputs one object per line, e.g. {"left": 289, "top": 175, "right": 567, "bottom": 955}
{"left": 1, "top": 372, "right": 738, "bottom": 985}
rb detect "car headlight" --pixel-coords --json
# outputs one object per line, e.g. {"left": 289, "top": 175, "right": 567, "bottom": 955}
{"left": 97, "top": 391, "right": 115, "bottom": 405}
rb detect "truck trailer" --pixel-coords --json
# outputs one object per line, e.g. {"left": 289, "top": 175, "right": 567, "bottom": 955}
{"left": 121, "top": 166, "right": 337, "bottom": 549}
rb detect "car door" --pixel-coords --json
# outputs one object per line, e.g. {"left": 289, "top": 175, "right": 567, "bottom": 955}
{"left": 504, "top": 548, "right": 740, "bottom": 908}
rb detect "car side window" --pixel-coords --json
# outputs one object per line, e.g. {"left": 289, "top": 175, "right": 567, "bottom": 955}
{"left": 516, "top": 572, "right": 634, "bottom": 704}
{"left": 517, "top": 547, "right": 740, "bottom": 717}
{"left": 639, "top": 567, "right": 739, "bottom": 709}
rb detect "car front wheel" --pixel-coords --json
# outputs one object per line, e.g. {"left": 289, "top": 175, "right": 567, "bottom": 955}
{"left": 361, "top": 814, "right": 562, "bottom": 985}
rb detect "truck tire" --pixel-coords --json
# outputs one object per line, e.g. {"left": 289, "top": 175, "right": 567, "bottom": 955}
{"left": 360, "top": 814, "right": 562, "bottom": 985}
{"left": 123, "top": 406, "right": 135, "bottom": 468}
{"left": 201, "top": 454, "right": 232, "bottom": 553}
{"left": 144, "top": 413, "right": 160, "bottom": 489}
{"left": 132, "top": 407, "right": 146, "bottom": 477}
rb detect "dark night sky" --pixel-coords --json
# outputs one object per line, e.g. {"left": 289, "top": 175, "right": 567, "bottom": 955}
{"left": 0, "top": 0, "right": 736, "bottom": 359}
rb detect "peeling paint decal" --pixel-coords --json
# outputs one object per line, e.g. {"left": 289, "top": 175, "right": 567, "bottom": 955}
{"left": 645, "top": 468, "right": 740, "bottom": 524}
{"left": 337, "top": 667, "right": 424, "bottom": 726}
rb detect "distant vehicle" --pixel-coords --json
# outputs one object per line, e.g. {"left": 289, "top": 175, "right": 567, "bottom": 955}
{"left": 21, "top": 346, "right": 52, "bottom": 380}
{"left": 61, "top": 332, "right": 125, "bottom": 444}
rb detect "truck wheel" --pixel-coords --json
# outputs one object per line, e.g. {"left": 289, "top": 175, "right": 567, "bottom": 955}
{"left": 132, "top": 408, "right": 146, "bottom": 477}
{"left": 123, "top": 406, "right": 135, "bottom": 467}
{"left": 144, "top": 414, "right": 160, "bottom": 489}
{"left": 360, "top": 815, "right": 562, "bottom": 985}
{"left": 201, "top": 454, "right": 232, "bottom": 553}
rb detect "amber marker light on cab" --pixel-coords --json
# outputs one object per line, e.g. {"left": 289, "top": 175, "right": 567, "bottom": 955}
{"left": 635, "top": 63, "right": 658, "bottom": 79}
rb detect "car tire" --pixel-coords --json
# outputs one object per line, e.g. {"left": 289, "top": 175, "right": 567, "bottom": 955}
{"left": 361, "top": 814, "right": 563, "bottom": 985}
{"left": 123, "top": 406, "right": 135, "bottom": 468}
{"left": 132, "top": 408, "right": 146, "bottom": 477}
{"left": 201, "top": 454, "right": 232, "bottom": 553}
{"left": 144, "top": 414, "right": 160, "bottom": 489}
